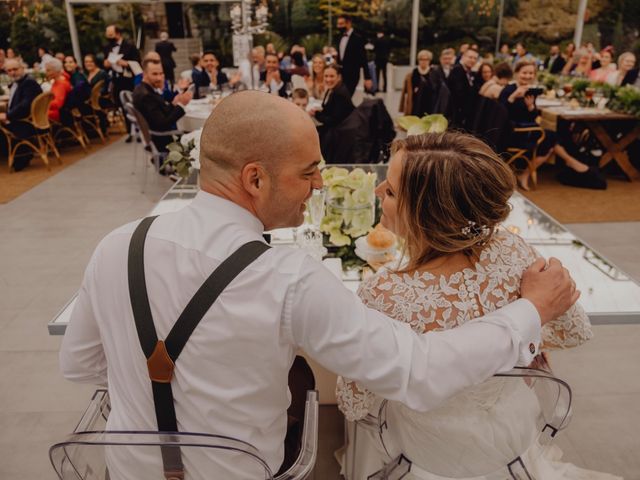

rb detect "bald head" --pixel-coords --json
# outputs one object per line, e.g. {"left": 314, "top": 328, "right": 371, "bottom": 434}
{"left": 199, "top": 91, "right": 317, "bottom": 179}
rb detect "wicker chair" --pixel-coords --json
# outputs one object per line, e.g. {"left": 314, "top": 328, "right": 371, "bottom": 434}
{"left": 81, "top": 79, "right": 107, "bottom": 144}
{"left": 0, "top": 91, "right": 61, "bottom": 172}
{"left": 52, "top": 106, "right": 89, "bottom": 152}
{"left": 505, "top": 125, "right": 546, "bottom": 189}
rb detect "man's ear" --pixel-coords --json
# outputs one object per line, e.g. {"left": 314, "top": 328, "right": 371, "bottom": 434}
{"left": 240, "top": 162, "right": 268, "bottom": 197}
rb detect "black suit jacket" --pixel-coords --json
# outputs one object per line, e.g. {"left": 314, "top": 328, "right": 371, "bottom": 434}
{"left": 447, "top": 64, "right": 480, "bottom": 129}
{"left": 103, "top": 39, "right": 141, "bottom": 78}
{"left": 132, "top": 82, "right": 185, "bottom": 150}
{"left": 155, "top": 40, "right": 177, "bottom": 69}
{"left": 193, "top": 69, "right": 230, "bottom": 98}
{"left": 259, "top": 69, "right": 291, "bottom": 98}
{"left": 338, "top": 31, "right": 371, "bottom": 93}
{"left": 544, "top": 55, "right": 566, "bottom": 74}
{"left": 316, "top": 83, "right": 355, "bottom": 129}
{"left": 7, "top": 75, "right": 42, "bottom": 122}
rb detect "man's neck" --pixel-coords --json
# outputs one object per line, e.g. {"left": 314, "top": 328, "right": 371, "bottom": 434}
{"left": 200, "top": 179, "right": 261, "bottom": 222}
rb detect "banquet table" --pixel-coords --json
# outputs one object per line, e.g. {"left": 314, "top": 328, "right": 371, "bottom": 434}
{"left": 177, "top": 98, "right": 215, "bottom": 132}
{"left": 538, "top": 102, "right": 640, "bottom": 181}
{"left": 48, "top": 169, "right": 640, "bottom": 404}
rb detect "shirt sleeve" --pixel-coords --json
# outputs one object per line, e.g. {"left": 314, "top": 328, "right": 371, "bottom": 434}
{"left": 287, "top": 256, "right": 541, "bottom": 413}
{"left": 59, "top": 249, "right": 108, "bottom": 386}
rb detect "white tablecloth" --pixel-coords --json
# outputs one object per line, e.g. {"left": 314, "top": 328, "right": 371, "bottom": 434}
{"left": 178, "top": 100, "right": 214, "bottom": 132}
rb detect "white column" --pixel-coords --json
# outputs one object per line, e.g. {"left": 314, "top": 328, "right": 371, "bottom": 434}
{"left": 410, "top": 0, "right": 420, "bottom": 67}
{"left": 495, "top": 0, "right": 505, "bottom": 56}
{"left": 573, "top": 0, "right": 589, "bottom": 47}
{"left": 65, "top": 0, "right": 82, "bottom": 63}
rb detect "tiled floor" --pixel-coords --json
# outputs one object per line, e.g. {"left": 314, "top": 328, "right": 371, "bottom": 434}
{"left": 1, "top": 122, "right": 639, "bottom": 478}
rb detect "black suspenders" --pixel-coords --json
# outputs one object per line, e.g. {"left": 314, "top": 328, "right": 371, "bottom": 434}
{"left": 127, "top": 215, "right": 271, "bottom": 479}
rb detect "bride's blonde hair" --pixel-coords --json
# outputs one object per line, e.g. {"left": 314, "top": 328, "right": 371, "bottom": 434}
{"left": 392, "top": 131, "right": 515, "bottom": 271}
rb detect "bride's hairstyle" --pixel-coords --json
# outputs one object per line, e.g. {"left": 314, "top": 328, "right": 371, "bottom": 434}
{"left": 392, "top": 131, "right": 515, "bottom": 270}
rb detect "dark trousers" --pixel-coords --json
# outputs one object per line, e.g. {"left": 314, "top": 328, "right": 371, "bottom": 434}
{"left": 376, "top": 61, "right": 387, "bottom": 92}
{"left": 277, "top": 355, "right": 316, "bottom": 475}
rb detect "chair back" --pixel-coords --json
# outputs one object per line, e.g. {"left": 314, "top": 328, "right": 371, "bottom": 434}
{"left": 31, "top": 92, "right": 54, "bottom": 130}
{"left": 124, "top": 103, "right": 152, "bottom": 146}
{"left": 119, "top": 89, "right": 133, "bottom": 108}
{"left": 49, "top": 389, "right": 319, "bottom": 480}
{"left": 370, "top": 367, "right": 572, "bottom": 479}
{"left": 89, "top": 80, "right": 105, "bottom": 110}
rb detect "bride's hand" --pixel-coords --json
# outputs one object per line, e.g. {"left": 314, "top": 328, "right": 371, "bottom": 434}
{"left": 521, "top": 257, "right": 580, "bottom": 326}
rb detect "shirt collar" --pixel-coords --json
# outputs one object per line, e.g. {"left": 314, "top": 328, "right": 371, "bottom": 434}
{"left": 190, "top": 190, "right": 265, "bottom": 234}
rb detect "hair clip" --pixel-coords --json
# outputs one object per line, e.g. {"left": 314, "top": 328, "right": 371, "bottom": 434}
{"left": 461, "top": 221, "right": 491, "bottom": 245}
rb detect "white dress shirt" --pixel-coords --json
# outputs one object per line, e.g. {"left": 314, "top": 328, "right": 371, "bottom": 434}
{"left": 60, "top": 190, "right": 541, "bottom": 473}
{"left": 339, "top": 28, "right": 353, "bottom": 62}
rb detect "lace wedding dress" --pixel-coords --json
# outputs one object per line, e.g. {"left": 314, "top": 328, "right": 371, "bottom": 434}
{"left": 336, "top": 229, "right": 621, "bottom": 480}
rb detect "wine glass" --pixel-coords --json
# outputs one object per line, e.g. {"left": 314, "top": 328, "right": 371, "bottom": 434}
{"left": 592, "top": 89, "right": 604, "bottom": 109}
{"left": 211, "top": 84, "right": 222, "bottom": 102}
{"left": 307, "top": 188, "right": 326, "bottom": 227}
{"left": 562, "top": 83, "right": 573, "bottom": 96}
{"left": 585, "top": 87, "right": 595, "bottom": 106}
{"left": 285, "top": 82, "right": 293, "bottom": 98}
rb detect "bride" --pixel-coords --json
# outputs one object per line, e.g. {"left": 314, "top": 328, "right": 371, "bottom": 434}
{"left": 336, "top": 131, "right": 620, "bottom": 479}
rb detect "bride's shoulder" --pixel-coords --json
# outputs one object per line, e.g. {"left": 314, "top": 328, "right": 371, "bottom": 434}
{"left": 479, "top": 229, "right": 539, "bottom": 269}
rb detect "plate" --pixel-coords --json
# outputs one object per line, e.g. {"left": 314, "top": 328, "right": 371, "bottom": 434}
{"left": 354, "top": 236, "right": 400, "bottom": 266}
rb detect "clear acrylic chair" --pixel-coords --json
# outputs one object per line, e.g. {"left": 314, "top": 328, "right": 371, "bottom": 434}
{"left": 49, "top": 389, "right": 319, "bottom": 480}
{"left": 345, "top": 367, "right": 572, "bottom": 480}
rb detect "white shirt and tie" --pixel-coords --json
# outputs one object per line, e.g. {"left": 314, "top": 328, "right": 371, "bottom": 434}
{"left": 339, "top": 28, "right": 354, "bottom": 62}
{"left": 60, "top": 190, "right": 541, "bottom": 473}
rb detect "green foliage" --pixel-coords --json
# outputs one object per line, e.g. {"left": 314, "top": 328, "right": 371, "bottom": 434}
{"left": 609, "top": 86, "right": 640, "bottom": 118}
{"left": 254, "top": 31, "right": 289, "bottom": 53}
{"left": 299, "top": 33, "right": 326, "bottom": 56}
{"left": 396, "top": 114, "right": 448, "bottom": 135}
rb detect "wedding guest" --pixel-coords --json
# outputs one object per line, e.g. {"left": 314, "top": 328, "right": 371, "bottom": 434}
{"left": 103, "top": 24, "right": 141, "bottom": 142}
{"left": 400, "top": 49, "right": 449, "bottom": 117}
{"left": 336, "top": 132, "right": 616, "bottom": 480}
{"left": 0, "top": 49, "right": 5, "bottom": 74}
{"left": 260, "top": 53, "right": 291, "bottom": 98}
{"left": 562, "top": 47, "right": 592, "bottom": 77}
{"left": 190, "top": 53, "right": 202, "bottom": 84}
{"left": 132, "top": 58, "right": 192, "bottom": 153}
{"left": 265, "top": 43, "right": 277, "bottom": 56}
{"left": 512, "top": 42, "right": 534, "bottom": 66}
{"left": 336, "top": 14, "right": 372, "bottom": 95}
{"left": 479, "top": 62, "right": 512, "bottom": 99}
{"left": 288, "top": 51, "right": 309, "bottom": 77}
{"left": 448, "top": 47, "right": 480, "bottom": 129}
{"left": 44, "top": 58, "right": 72, "bottom": 122}
{"left": 312, "top": 64, "right": 354, "bottom": 135}
{"left": 589, "top": 47, "right": 616, "bottom": 83}
{"left": 496, "top": 43, "right": 512, "bottom": 64}
{"left": 374, "top": 31, "right": 391, "bottom": 92}
{"left": 155, "top": 31, "right": 177, "bottom": 86}
{"left": 543, "top": 45, "right": 566, "bottom": 74}
{"left": 607, "top": 52, "right": 638, "bottom": 86}
{"left": 499, "top": 60, "right": 594, "bottom": 191}
{"left": 6, "top": 47, "right": 16, "bottom": 59}
{"left": 55, "top": 52, "right": 65, "bottom": 62}
{"left": 564, "top": 42, "right": 576, "bottom": 63}
{"left": 0, "top": 58, "right": 43, "bottom": 171}
{"left": 63, "top": 55, "right": 88, "bottom": 89}
{"left": 478, "top": 62, "right": 494, "bottom": 86}
{"left": 193, "top": 51, "right": 229, "bottom": 98}
{"left": 61, "top": 90, "right": 574, "bottom": 477}
{"left": 291, "top": 88, "right": 309, "bottom": 110}
{"left": 83, "top": 53, "right": 108, "bottom": 91}
{"left": 305, "top": 54, "right": 326, "bottom": 99}
{"left": 437, "top": 48, "right": 456, "bottom": 79}
{"left": 252, "top": 45, "right": 266, "bottom": 74}
{"left": 454, "top": 43, "right": 469, "bottom": 64}
{"left": 37, "top": 47, "right": 54, "bottom": 72}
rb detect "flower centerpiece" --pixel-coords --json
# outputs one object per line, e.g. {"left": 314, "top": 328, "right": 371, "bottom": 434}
{"left": 396, "top": 113, "right": 448, "bottom": 136}
{"left": 320, "top": 167, "right": 378, "bottom": 269}
{"left": 163, "top": 128, "right": 202, "bottom": 178}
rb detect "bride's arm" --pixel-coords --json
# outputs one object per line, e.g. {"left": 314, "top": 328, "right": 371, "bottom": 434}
{"left": 513, "top": 234, "right": 593, "bottom": 350}
{"left": 336, "top": 274, "right": 387, "bottom": 421}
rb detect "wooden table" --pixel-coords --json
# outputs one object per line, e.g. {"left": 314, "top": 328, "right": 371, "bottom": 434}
{"left": 539, "top": 105, "right": 640, "bottom": 181}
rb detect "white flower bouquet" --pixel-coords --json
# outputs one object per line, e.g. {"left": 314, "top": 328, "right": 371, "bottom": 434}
{"left": 320, "top": 167, "right": 377, "bottom": 251}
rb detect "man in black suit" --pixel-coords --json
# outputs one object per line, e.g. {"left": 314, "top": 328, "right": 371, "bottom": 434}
{"left": 447, "top": 48, "right": 480, "bottom": 130}
{"left": 544, "top": 45, "right": 566, "bottom": 74}
{"left": 0, "top": 59, "right": 43, "bottom": 171}
{"left": 373, "top": 31, "right": 390, "bottom": 92}
{"left": 259, "top": 53, "right": 291, "bottom": 98}
{"left": 132, "top": 58, "right": 192, "bottom": 153}
{"left": 193, "top": 51, "right": 232, "bottom": 99}
{"left": 155, "top": 32, "right": 177, "bottom": 86}
{"left": 336, "top": 15, "right": 372, "bottom": 96}
{"left": 103, "top": 24, "right": 141, "bottom": 142}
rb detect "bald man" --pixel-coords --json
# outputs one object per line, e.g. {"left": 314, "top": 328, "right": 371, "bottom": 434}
{"left": 0, "top": 59, "right": 42, "bottom": 171}
{"left": 61, "top": 91, "right": 577, "bottom": 476}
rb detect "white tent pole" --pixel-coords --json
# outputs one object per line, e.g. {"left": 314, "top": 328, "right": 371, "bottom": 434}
{"left": 410, "top": 0, "right": 419, "bottom": 67}
{"left": 573, "top": 0, "right": 588, "bottom": 47}
{"left": 65, "top": 0, "right": 82, "bottom": 62}
{"left": 495, "top": 0, "right": 505, "bottom": 56}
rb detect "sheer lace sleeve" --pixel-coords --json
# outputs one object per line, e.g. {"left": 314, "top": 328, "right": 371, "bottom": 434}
{"left": 336, "top": 273, "right": 390, "bottom": 421}
{"left": 507, "top": 232, "right": 594, "bottom": 350}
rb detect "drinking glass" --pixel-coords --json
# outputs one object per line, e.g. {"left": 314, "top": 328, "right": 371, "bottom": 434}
{"left": 285, "top": 82, "right": 293, "bottom": 98}
{"left": 562, "top": 83, "right": 573, "bottom": 96}
{"left": 585, "top": 87, "right": 595, "bottom": 106}
{"left": 592, "top": 90, "right": 604, "bottom": 109}
{"left": 306, "top": 188, "right": 326, "bottom": 227}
